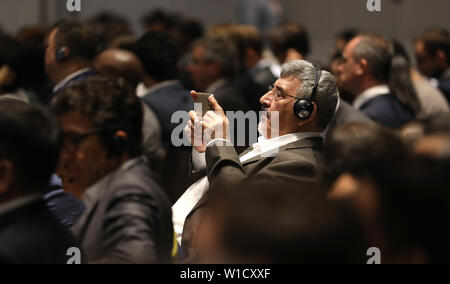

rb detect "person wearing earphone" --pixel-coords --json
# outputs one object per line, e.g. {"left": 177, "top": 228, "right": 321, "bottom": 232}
{"left": 44, "top": 20, "right": 97, "bottom": 96}
{"left": 174, "top": 60, "right": 340, "bottom": 261}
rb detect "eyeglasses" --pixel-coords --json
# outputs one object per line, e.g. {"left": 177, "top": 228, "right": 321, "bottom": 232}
{"left": 267, "top": 85, "right": 299, "bottom": 101}
{"left": 62, "top": 128, "right": 105, "bottom": 152}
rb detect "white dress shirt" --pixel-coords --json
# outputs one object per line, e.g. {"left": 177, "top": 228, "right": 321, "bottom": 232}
{"left": 172, "top": 132, "right": 322, "bottom": 245}
{"left": 353, "top": 84, "right": 390, "bottom": 110}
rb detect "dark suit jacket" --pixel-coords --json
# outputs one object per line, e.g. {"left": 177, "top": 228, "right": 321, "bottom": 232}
{"left": 181, "top": 137, "right": 323, "bottom": 260}
{"left": 71, "top": 158, "right": 174, "bottom": 264}
{"left": 0, "top": 195, "right": 78, "bottom": 264}
{"left": 325, "top": 100, "right": 373, "bottom": 137}
{"left": 209, "top": 80, "right": 249, "bottom": 113}
{"left": 141, "top": 81, "right": 193, "bottom": 148}
{"left": 359, "top": 94, "right": 414, "bottom": 128}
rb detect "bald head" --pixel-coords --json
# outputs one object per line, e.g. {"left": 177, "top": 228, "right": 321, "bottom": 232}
{"left": 93, "top": 48, "right": 144, "bottom": 89}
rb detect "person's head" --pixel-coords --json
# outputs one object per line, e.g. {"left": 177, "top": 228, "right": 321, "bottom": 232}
{"left": 135, "top": 31, "right": 180, "bottom": 85}
{"left": 414, "top": 30, "right": 450, "bottom": 78}
{"left": 141, "top": 9, "right": 175, "bottom": 32}
{"left": 93, "top": 48, "right": 144, "bottom": 89}
{"left": 233, "top": 25, "right": 264, "bottom": 70}
{"left": 335, "top": 29, "right": 359, "bottom": 53}
{"left": 0, "top": 34, "right": 28, "bottom": 95}
{"left": 339, "top": 34, "right": 391, "bottom": 96}
{"left": 187, "top": 35, "right": 239, "bottom": 91}
{"left": 45, "top": 20, "right": 98, "bottom": 84}
{"left": 171, "top": 16, "right": 204, "bottom": 49}
{"left": 267, "top": 21, "right": 310, "bottom": 64}
{"left": 259, "top": 60, "right": 338, "bottom": 138}
{"left": 51, "top": 76, "right": 143, "bottom": 192}
{"left": 87, "top": 11, "right": 133, "bottom": 50}
{"left": 0, "top": 101, "right": 61, "bottom": 201}
{"left": 195, "top": 182, "right": 366, "bottom": 264}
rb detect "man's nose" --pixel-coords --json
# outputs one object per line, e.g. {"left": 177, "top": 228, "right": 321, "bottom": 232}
{"left": 260, "top": 90, "right": 272, "bottom": 108}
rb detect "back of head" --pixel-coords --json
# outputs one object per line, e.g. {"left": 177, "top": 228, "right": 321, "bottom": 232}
{"left": 280, "top": 60, "right": 339, "bottom": 131}
{"left": 0, "top": 34, "right": 26, "bottom": 94}
{"left": 417, "top": 31, "right": 450, "bottom": 66}
{"left": 321, "top": 122, "right": 410, "bottom": 189}
{"left": 204, "top": 182, "right": 366, "bottom": 264}
{"left": 94, "top": 48, "right": 144, "bottom": 89}
{"left": 87, "top": 11, "right": 133, "bottom": 50}
{"left": 141, "top": 9, "right": 175, "bottom": 32}
{"left": 51, "top": 76, "right": 143, "bottom": 158}
{"left": 267, "top": 21, "right": 310, "bottom": 60}
{"left": 53, "top": 20, "right": 99, "bottom": 62}
{"left": 135, "top": 31, "right": 181, "bottom": 82}
{"left": 0, "top": 101, "right": 61, "bottom": 193}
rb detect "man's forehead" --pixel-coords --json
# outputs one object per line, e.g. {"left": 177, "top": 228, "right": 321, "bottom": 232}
{"left": 275, "top": 75, "right": 301, "bottom": 89}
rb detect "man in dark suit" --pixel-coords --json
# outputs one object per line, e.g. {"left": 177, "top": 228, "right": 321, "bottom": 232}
{"left": 187, "top": 35, "right": 248, "bottom": 112}
{"left": 0, "top": 101, "right": 77, "bottom": 264}
{"left": 339, "top": 35, "right": 414, "bottom": 128}
{"left": 52, "top": 76, "right": 174, "bottom": 264}
{"left": 45, "top": 20, "right": 98, "bottom": 97}
{"left": 174, "top": 60, "right": 339, "bottom": 260}
{"left": 414, "top": 30, "right": 450, "bottom": 103}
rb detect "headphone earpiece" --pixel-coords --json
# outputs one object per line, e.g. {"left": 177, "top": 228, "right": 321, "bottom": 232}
{"left": 55, "top": 47, "right": 68, "bottom": 62}
{"left": 293, "top": 66, "right": 322, "bottom": 120}
{"left": 110, "top": 135, "right": 127, "bottom": 156}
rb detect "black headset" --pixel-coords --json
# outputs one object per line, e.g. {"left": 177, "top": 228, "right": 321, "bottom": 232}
{"left": 55, "top": 46, "right": 69, "bottom": 62}
{"left": 293, "top": 66, "right": 322, "bottom": 120}
{"left": 101, "top": 126, "right": 127, "bottom": 157}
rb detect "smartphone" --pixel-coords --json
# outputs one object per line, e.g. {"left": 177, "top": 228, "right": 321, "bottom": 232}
{"left": 195, "top": 92, "right": 213, "bottom": 117}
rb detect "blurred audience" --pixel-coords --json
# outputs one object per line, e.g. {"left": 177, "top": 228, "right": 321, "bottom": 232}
{"left": 52, "top": 76, "right": 174, "bottom": 264}
{"left": 414, "top": 28, "right": 450, "bottom": 102}
{"left": 267, "top": 21, "right": 310, "bottom": 64}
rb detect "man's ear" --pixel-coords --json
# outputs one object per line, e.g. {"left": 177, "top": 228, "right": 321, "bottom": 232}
{"left": 436, "top": 50, "right": 447, "bottom": 63}
{"left": 0, "top": 160, "right": 14, "bottom": 195}
{"left": 356, "top": 58, "right": 368, "bottom": 76}
{"left": 297, "top": 101, "right": 319, "bottom": 128}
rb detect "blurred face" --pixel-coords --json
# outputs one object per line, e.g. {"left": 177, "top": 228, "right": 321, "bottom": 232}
{"left": 187, "top": 45, "right": 217, "bottom": 91}
{"left": 338, "top": 38, "right": 363, "bottom": 95}
{"left": 414, "top": 40, "right": 439, "bottom": 78}
{"left": 44, "top": 28, "right": 59, "bottom": 83}
{"left": 259, "top": 75, "right": 303, "bottom": 138}
{"left": 57, "top": 111, "right": 113, "bottom": 192}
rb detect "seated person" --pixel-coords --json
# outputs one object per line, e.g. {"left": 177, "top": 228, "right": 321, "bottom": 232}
{"left": 51, "top": 76, "right": 174, "bottom": 264}
{"left": 0, "top": 101, "right": 77, "bottom": 263}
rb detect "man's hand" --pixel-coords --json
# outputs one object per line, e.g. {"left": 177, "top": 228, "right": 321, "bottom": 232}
{"left": 184, "top": 91, "right": 230, "bottom": 152}
{"left": 201, "top": 95, "right": 230, "bottom": 145}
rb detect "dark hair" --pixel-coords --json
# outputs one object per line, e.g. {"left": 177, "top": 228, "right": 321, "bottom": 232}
{"left": 52, "top": 76, "right": 143, "bottom": 157}
{"left": 415, "top": 30, "right": 450, "bottom": 65}
{"left": 53, "top": 20, "right": 99, "bottom": 61}
{"left": 267, "top": 21, "right": 310, "bottom": 57}
{"left": 87, "top": 11, "right": 133, "bottom": 50}
{"left": 206, "top": 182, "right": 366, "bottom": 264}
{"left": 354, "top": 35, "right": 421, "bottom": 115}
{"left": 336, "top": 29, "right": 359, "bottom": 44}
{"left": 135, "top": 31, "right": 181, "bottom": 82}
{"left": 320, "top": 122, "right": 410, "bottom": 189}
{"left": 0, "top": 34, "right": 27, "bottom": 93}
{"left": 141, "top": 9, "right": 175, "bottom": 30}
{"left": 0, "top": 101, "right": 61, "bottom": 191}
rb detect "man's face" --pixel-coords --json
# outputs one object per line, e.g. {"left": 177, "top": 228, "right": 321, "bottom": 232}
{"left": 44, "top": 28, "right": 59, "bottom": 83}
{"left": 187, "top": 45, "right": 216, "bottom": 91}
{"left": 414, "top": 40, "right": 440, "bottom": 78}
{"left": 338, "top": 38, "right": 362, "bottom": 95}
{"left": 259, "top": 75, "right": 303, "bottom": 138}
{"left": 57, "top": 111, "right": 112, "bottom": 191}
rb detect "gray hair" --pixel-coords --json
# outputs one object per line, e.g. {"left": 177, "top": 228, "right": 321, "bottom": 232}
{"left": 193, "top": 35, "right": 239, "bottom": 78}
{"left": 281, "top": 60, "right": 339, "bottom": 130}
{"left": 352, "top": 35, "right": 391, "bottom": 82}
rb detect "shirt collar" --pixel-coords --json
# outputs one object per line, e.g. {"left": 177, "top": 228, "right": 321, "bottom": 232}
{"left": 53, "top": 68, "right": 91, "bottom": 92}
{"left": 240, "top": 132, "right": 322, "bottom": 162}
{"left": 353, "top": 84, "right": 390, "bottom": 110}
